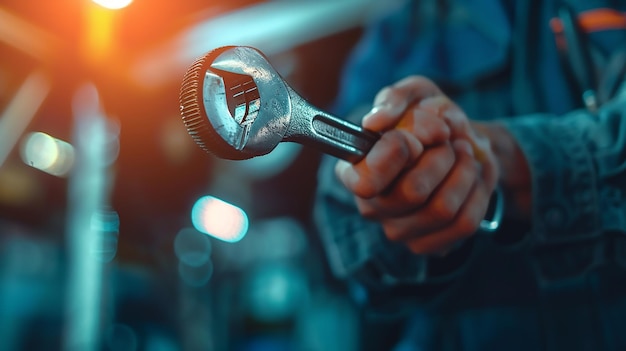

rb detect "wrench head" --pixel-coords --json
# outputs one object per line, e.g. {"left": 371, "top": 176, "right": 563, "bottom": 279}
{"left": 180, "top": 46, "right": 292, "bottom": 160}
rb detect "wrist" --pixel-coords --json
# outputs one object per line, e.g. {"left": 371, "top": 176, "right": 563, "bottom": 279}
{"left": 472, "top": 122, "right": 532, "bottom": 222}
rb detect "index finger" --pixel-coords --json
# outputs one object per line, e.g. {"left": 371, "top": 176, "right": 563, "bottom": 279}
{"left": 363, "top": 76, "right": 443, "bottom": 131}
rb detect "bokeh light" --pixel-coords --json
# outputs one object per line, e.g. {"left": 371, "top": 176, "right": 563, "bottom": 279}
{"left": 105, "top": 324, "right": 138, "bottom": 351}
{"left": 191, "top": 196, "right": 249, "bottom": 243}
{"left": 20, "top": 131, "right": 75, "bottom": 177}
{"left": 90, "top": 209, "right": 120, "bottom": 263}
{"left": 215, "top": 217, "right": 308, "bottom": 270}
{"left": 178, "top": 260, "right": 214, "bottom": 287}
{"left": 92, "top": 0, "right": 133, "bottom": 10}
{"left": 174, "top": 228, "right": 212, "bottom": 267}
{"left": 244, "top": 263, "right": 308, "bottom": 323}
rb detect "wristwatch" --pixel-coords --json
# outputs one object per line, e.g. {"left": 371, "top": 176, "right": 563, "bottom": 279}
{"left": 479, "top": 186, "right": 504, "bottom": 233}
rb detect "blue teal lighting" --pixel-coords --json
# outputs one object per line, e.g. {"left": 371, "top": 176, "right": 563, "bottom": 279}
{"left": 191, "top": 195, "right": 249, "bottom": 243}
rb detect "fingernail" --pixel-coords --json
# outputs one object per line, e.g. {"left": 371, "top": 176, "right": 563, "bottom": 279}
{"left": 335, "top": 160, "right": 360, "bottom": 187}
{"left": 362, "top": 101, "right": 405, "bottom": 128}
{"left": 442, "top": 108, "right": 464, "bottom": 122}
{"left": 418, "top": 96, "right": 447, "bottom": 111}
{"left": 362, "top": 106, "right": 382, "bottom": 124}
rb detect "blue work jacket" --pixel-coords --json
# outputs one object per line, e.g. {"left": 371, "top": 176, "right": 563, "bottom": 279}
{"left": 315, "top": 0, "right": 626, "bottom": 350}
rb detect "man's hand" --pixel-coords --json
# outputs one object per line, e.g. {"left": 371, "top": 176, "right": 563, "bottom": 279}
{"left": 335, "top": 76, "right": 500, "bottom": 255}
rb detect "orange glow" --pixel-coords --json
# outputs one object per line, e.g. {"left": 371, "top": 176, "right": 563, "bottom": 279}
{"left": 0, "top": 8, "right": 61, "bottom": 60}
{"left": 92, "top": 0, "right": 133, "bottom": 10}
{"left": 191, "top": 196, "right": 249, "bottom": 243}
{"left": 83, "top": 3, "right": 117, "bottom": 63}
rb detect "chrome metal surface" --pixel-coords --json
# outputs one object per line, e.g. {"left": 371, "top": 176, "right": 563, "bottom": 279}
{"left": 181, "top": 46, "right": 378, "bottom": 162}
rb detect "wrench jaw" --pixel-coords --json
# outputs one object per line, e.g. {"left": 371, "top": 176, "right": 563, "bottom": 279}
{"left": 202, "top": 71, "right": 257, "bottom": 152}
{"left": 179, "top": 46, "right": 292, "bottom": 160}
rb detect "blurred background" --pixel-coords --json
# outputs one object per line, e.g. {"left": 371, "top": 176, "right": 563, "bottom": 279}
{"left": 0, "top": 0, "right": 402, "bottom": 350}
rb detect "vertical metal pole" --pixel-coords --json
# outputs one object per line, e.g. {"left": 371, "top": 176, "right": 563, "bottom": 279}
{"left": 63, "top": 84, "right": 115, "bottom": 351}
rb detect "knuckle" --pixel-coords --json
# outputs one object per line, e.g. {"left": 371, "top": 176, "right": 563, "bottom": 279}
{"left": 432, "top": 207, "right": 456, "bottom": 223}
{"left": 457, "top": 149, "right": 476, "bottom": 166}
{"left": 459, "top": 162, "right": 479, "bottom": 185}
{"left": 352, "top": 181, "right": 378, "bottom": 199}
{"left": 368, "top": 132, "right": 411, "bottom": 171}
{"left": 431, "top": 198, "right": 457, "bottom": 223}
{"left": 381, "top": 131, "right": 411, "bottom": 158}
{"left": 457, "top": 213, "right": 481, "bottom": 235}
{"left": 434, "top": 145, "right": 456, "bottom": 171}
{"left": 377, "top": 136, "right": 416, "bottom": 169}
{"left": 404, "top": 179, "right": 431, "bottom": 205}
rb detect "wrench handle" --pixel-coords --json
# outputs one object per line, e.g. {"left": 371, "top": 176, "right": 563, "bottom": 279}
{"left": 282, "top": 89, "right": 379, "bottom": 164}
{"left": 309, "top": 112, "right": 380, "bottom": 163}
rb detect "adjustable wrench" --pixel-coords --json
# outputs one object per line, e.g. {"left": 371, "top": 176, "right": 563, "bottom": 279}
{"left": 179, "top": 45, "right": 378, "bottom": 163}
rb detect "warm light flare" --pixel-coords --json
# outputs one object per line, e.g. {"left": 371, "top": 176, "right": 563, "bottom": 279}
{"left": 191, "top": 196, "right": 249, "bottom": 243}
{"left": 83, "top": 2, "right": 119, "bottom": 63}
{"left": 92, "top": 0, "right": 133, "bottom": 10}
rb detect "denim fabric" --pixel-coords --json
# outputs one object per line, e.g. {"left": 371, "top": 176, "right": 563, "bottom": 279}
{"left": 313, "top": 0, "right": 626, "bottom": 349}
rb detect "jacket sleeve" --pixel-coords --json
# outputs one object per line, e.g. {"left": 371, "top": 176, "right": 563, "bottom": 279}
{"left": 498, "top": 88, "right": 626, "bottom": 280}
{"left": 500, "top": 91, "right": 626, "bottom": 244}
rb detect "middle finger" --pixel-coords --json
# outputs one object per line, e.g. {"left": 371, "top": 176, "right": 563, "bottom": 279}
{"left": 356, "top": 142, "right": 456, "bottom": 218}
